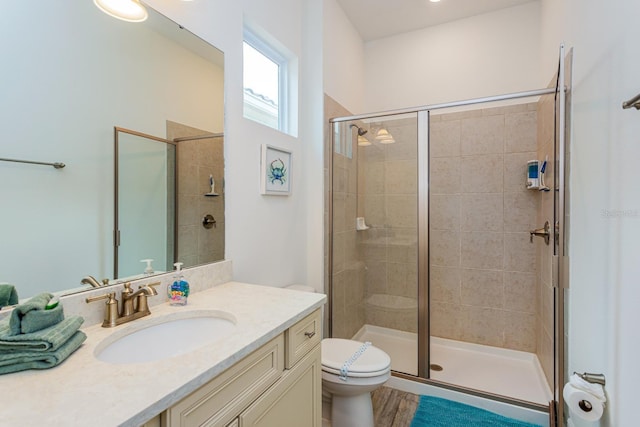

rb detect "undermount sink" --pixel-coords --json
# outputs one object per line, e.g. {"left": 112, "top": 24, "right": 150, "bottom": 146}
{"left": 95, "top": 310, "right": 237, "bottom": 364}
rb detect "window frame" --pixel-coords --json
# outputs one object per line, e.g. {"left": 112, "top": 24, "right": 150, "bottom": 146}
{"left": 243, "top": 29, "right": 289, "bottom": 132}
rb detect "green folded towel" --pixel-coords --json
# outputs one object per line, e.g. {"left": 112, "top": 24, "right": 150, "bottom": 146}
{"left": 9, "top": 292, "right": 65, "bottom": 335}
{"left": 0, "top": 330, "right": 87, "bottom": 375}
{"left": 0, "top": 316, "right": 84, "bottom": 352}
{"left": 0, "top": 283, "right": 19, "bottom": 308}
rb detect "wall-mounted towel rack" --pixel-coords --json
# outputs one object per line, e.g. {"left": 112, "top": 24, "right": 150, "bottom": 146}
{"left": 0, "top": 157, "right": 65, "bottom": 169}
{"left": 622, "top": 93, "right": 640, "bottom": 110}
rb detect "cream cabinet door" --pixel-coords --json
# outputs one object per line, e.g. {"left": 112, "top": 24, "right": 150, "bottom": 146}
{"left": 166, "top": 334, "right": 284, "bottom": 427}
{"left": 239, "top": 345, "right": 321, "bottom": 427}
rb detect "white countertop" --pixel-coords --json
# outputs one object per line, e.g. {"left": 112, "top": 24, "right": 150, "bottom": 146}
{"left": 0, "top": 282, "right": 326, "bottom": 427}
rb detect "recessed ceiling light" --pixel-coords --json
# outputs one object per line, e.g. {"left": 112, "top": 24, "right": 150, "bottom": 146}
{"left": 93, "top": 0, "right": 148, "bottom": 23}
{"left": 430, "top": 0, "right": 441, "bottom": 3}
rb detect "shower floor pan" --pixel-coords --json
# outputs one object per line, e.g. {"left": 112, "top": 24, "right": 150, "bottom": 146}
{"left": 353, "top": 324, "right": 552, "bottom": 405}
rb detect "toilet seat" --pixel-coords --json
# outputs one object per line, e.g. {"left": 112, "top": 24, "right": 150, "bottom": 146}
{"left": 321, "top": 338, "right": 391, "bottom": 378}
{"left": 322, "top": 365, "right": 390, "bottom": 378}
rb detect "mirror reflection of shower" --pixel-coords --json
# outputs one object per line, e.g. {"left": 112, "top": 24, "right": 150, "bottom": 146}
{"left": 115, "top": 124, "right": 225, "bottom": 281}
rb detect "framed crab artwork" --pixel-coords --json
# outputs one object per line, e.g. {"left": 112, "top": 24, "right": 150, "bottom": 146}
{"left": 260, "top": 144, "right": 292, "bottom": 195}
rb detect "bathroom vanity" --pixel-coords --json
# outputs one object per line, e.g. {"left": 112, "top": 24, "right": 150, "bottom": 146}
{"left": 145, "top": 309, "right": 322, "bottom": 426}
{"left": 0, "top": 282, "right": 326, "bottom": 427}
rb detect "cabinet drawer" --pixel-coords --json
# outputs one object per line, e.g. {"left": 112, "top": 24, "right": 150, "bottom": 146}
{"left": 167, "top": 334, "right": 284, "bottom": 427}
{"left": 285, "top": 309, "right": 321, "bottom": 369}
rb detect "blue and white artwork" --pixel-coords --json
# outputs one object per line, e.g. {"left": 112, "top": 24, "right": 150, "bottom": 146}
{"left": 261, "top": 144, "right": 292, "bottom": 195}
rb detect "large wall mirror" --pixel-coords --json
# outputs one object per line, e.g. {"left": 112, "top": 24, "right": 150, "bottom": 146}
{"left": 0, "top": 1, "right": 224, "bottom": 303}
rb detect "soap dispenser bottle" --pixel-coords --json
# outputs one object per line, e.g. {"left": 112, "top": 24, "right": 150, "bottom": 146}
{"left": 140, "top": 259, "right": 154, "bottom": 275}
{"left": 168, "top": 262, "right": 189, "bottom": 306}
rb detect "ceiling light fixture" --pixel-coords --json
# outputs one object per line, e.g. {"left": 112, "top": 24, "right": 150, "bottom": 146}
{"left": 430, "top": 0, "right": 441, "bottom": 3}
{"left": 94, "top": 0, "right": 148, "bottom": 22}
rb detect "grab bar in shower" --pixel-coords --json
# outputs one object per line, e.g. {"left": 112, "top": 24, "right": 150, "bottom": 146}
{"left": 622, "top": 93, "right": 640, "bottom": 110}
{"left": 0, "top": 157, "right": 66, "bottom": 169}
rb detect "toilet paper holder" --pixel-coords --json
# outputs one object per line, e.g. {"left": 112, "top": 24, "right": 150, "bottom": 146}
{"left": 575, "top": 371, "right": 606, "bottom": 386}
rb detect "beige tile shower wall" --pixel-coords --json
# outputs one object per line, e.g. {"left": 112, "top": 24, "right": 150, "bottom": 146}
{"left": 359, "top": 118, "right": 418, "bottom": 333}
{"left": 536, "top": 92, "right": 556, "bottom": 389}
{"left": 325, "top": 95, "right": 365, "bottom": 339}
{"left": 429, "top": 104, "right": 539, "bottom": 352}
{"left": 168, "top": 121, "right": 225, "bottom": 268}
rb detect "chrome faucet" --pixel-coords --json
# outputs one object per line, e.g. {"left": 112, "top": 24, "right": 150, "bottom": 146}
{"left": 81, "top": 276, "right": 108, "bottom": 288}
{"left": 86, "top": 282, "right": 159, "bottom": 328}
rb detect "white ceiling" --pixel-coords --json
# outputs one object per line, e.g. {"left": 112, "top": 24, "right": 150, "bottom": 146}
{"left": 336, "top": 0, "right": 537, "bottom": 41}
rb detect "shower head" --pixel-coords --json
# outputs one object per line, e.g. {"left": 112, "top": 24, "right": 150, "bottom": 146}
{"left": 350, "top": 124, "right": 368, "bottom": 136}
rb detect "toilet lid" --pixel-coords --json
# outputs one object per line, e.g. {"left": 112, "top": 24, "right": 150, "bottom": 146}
{"left": 321, "top": 339, "right": 391, "bottom": 377}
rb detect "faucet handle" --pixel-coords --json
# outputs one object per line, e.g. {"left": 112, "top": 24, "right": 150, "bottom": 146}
{"left": 85, "top": 291, "right": 116, "bottom": 304}
{"left": 86, "top": 292, "right": 119, "bottom": 327}
{"left": 139, "top": 282, "right": 160, "bottom": 295}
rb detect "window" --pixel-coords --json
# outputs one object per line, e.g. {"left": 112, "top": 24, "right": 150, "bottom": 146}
{"left": 243, "top": 29, "right": 293, "bottom": 133}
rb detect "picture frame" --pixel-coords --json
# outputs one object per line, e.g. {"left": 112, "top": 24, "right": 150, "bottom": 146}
{"left": 260, "top": 144, "right": 292, "bottom": 195}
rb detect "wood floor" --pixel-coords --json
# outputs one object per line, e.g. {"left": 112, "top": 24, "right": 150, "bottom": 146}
{"left": 372, "top": 386, "right": 420, "bottom": 427}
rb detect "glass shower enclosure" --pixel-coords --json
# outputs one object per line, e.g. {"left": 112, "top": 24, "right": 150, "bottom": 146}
{"left": 328, "top": 81, "right": 567, "bottom": 411}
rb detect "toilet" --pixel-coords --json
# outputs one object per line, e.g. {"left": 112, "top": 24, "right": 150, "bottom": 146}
{"left": 285, "top": 285, "right": 392, "bottom": 427}
{"left": 321, "top": 338, "right": 391, "bottom": 427}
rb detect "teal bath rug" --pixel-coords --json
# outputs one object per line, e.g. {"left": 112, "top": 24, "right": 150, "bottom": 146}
{"left": 410, "top": 395, "right": 541, "bottom": 427}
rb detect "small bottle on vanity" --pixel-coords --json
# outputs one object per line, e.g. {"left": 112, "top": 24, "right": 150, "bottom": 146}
{"left": 168, "top": 262, "right": 189, "bottom": 306}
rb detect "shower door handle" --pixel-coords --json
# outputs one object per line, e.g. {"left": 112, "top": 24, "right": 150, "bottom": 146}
{"left": 529, "top": 221, "right": 550, "bottom": 245}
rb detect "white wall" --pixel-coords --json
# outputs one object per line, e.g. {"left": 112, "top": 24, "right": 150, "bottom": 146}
{"left": 363, "top": 2, "right": 543, "bottom": 112}
{"left": 323, "top": 0, "right": 366, "bottom": 114}
{"left": 540, "top": 1, "right": 640, "bottom": 425}
{"left": 301, "top": 0, "right": 326, "bottom": 291}
{"left": 146, "top": 0, "right": 324, "bottom": 290}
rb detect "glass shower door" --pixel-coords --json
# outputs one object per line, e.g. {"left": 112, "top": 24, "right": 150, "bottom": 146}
{"left": 330, "top": 113, "right": 420, "bottom": 376}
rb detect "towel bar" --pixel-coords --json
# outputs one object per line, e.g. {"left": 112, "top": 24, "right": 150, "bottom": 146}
{"left": 622, "top": 93, "right": 640, "bottom": 110}
{"left": 0, "top": 157, "right": 65, "bottom": 169}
